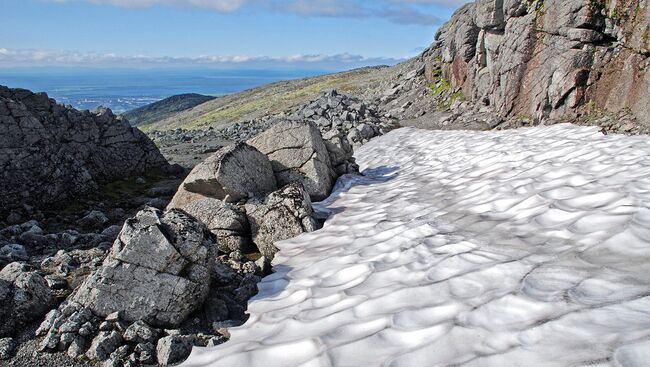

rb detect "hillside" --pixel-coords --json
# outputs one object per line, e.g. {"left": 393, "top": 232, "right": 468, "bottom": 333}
{"left": 122, "top": 93, "right": 216, "bottom": 126}
{"left": 138, "top": 66, "right": 401, "bottom": 132}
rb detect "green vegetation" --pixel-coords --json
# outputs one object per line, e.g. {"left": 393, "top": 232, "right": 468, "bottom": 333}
{"left": 526, "top": 0, "right": 545, "bottom": 15}
{"left": 428, "top": 67, "right": 465, "bottom": 109}
{"left": 430, "top": 77, "right": 452, "bottom": 97}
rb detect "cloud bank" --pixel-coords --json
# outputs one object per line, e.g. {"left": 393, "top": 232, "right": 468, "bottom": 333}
{"left": 0, "top": 48, "right": 406, "bottom": 69}
{"left": 49, "top": 0, "right": 471, "bottom": 25}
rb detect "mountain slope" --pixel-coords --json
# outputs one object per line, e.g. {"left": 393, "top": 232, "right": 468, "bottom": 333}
{"left": 122, "top": 93, "right": 216, "bottom": 126}
{"left": 138, "top": 67, "right": 394, "bottom": 132}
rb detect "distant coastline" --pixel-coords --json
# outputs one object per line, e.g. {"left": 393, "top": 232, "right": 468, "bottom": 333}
{"left": 0, "top": 68, "right": 329, "bottom": 114}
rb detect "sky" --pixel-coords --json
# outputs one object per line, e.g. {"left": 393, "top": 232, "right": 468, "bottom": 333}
{"left": 0, "top": 0, "right": 469, "bottom": 70}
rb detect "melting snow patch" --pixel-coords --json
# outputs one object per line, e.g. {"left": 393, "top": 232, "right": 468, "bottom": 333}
{"left": 185, "top": 125, "right": 650, "bottom": 367}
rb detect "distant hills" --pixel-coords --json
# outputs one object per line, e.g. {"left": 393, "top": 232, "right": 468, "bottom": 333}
{"left": 122, "top": 93, "right": 216, "bottom": 126}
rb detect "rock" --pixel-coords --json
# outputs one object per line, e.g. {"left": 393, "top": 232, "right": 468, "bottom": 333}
{"left": 169, "top": 143, "right": 277, "bottom": 206}
{"left": 356, "top": 123, "right": 376, "bottom": 140}
{"left": 203, "top": 294, "right": 230, "bottom": 324}
{"left": 123, "top": 320, "right": 160, "bottom": 344}
{"left": 171, "top": 197, "right": 251, "bottom": 253}
{"left": 0, "top": 244, "right": 28, "bottom": 263}
{"left": 86, "top": 330, "right": 122, "bottom": 361}
{"left": 61, "top": 207, "right": 215, "bottom": 328}
{"left": 105, "top": 311, "right": 122, "bottom": 322}
{"left": 426, "top": 0, "right": 650, "bottom": 128}
{"left": 0, "top": 337, "right": 14, "bottom": 359}
{"left": 156, "top": 335, "right": 194, "bottom": 366}
{"left": 248, "top": 120, "right": 335, "bottom": 201}
{"left": 0, "top": 86, "right": 170, "bottom": 215}
{"left": 100, "top": 225, "right": 122, "bottom": 241}
{"left": 146, "top": 197, "right": 169, "bottom": 210}
{"left": 255, "top": 256, "right": 271, "bottom": 275}
{"left": 67, "top": 335, "right": 88, "bottom": 358}
{"left": 104, "top": 344, "right": 131, "bottom": 367}
{"left": 245, "top": 183, "right": 316, "bottom": 260}
{"left": 134, "top": 341, "right": 156, "bottom": 364}
{"left": 6, "top": 213, "right": 21, "bottom": 225}
{"left": 212, "top": 262, "right": 238, "bottom": 285}
{"left": 77, "top": 210, "right": 109, "bottom": 230}
{"left": 0, "top": 262, "right": 56, "bottom": 337}
{"left": 320, "top": 128, "right": 357, "bottom": 175}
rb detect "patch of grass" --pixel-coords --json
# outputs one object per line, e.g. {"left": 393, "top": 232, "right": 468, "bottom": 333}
{"left": 430, "top": 78, "right": 452, "bottom": 96}
{"left": 450, "top": 91, "right": 465, "bottom": 103}
{"left": 526, "top": 0, "right": 545, "bottom": 15}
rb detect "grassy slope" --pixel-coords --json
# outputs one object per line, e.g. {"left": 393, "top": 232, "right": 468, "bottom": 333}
{"left": 123, "top": 93, "right": 216, "bottom": 126}
{"left": 139, "top": 67, "right": 395, "bottom": 132}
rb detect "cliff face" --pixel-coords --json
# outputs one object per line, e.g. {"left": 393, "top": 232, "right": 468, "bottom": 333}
{"left": 426, "top": 0, "right": 650, "bottom": 125}
{"left": 0, "top": 86, "right": 170, "bottom": 213}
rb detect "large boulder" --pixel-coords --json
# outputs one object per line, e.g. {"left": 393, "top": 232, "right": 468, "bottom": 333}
{"left": 0, "top": 262, "right": 56, "bottom": 337}
{"left": 0, "top": 86, "right": 170, "bottom": 215}
{"left": 169, "top": 143, "right": 277, "bottom": 206}
{"left": 173, "top": 197, "right": 251, "bottom": 254}
{"left": 65, "top": 207, "right": 215, "bottom": 328}
{"left": 248, "top": 120, "right": 335, "bottom": 201}
{"left": 245, "top": 183, "right": 316, "bottom": 260}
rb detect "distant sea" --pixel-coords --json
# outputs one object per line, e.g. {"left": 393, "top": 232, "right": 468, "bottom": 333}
{"left": 0, "top": 68, "right": 328, "bottom": 114}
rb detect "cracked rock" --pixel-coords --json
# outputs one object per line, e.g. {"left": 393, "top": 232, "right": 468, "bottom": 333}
{"left": 52, "top": 207, "right": 216, "bottom": 328}
{"left": 169, "top": 143, "right": 277, "bottom": 207}
{"left": 0, "top": 262, "right": 55, "bottom": 337}
{"left": 171, "top": 197, "right": 251, "bottom": 254}
{"left": 248, "top": 120, "right": 335, "bottom": 201}
{"left": 245, "top": 183, "right": 316, "bottom": 260}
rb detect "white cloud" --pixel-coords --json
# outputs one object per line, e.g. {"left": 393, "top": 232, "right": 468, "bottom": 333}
{"left": 54, "top": 0, "right": 246, "bottom": 12}
{"left": 0, "top": 48, "right": 405, "bottom": 69}
{"left": 48, "top": 0, "right": 467, "bottom": 25}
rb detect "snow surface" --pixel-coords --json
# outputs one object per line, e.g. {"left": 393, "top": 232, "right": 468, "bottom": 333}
{"left": 185, "top": 125, "right": 650, "bottom": 367}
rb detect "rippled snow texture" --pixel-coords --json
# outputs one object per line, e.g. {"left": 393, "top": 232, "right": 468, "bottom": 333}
{"left": 185, "top": 125, "right": 650, "bottom": 367}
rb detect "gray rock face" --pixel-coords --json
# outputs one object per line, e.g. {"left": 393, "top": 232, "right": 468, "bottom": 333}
{"left": 169, "top": 143, "right": 277, "bottom": 206}
{"left": 0, "top": 244, "right": 28, "bottom": 265}
{"left": 248, "top": 121, "right": 335, "bottom": 201}
{"left": 0, "top": 337, "right": 14, "bottom": 360}
{"left": 77, "top": 210, "right": 109, "bottom": 231}
{"left": 0, "top": 262, "right": 56, "bottom": 337}
{"left": 425, "top": 0, "right": 650, "bottom": 127}
{"left": 66, "top": 207, "right": 215, "bottom": 328}
{"left": 156, "top": 335, "right": 194, "bottom": 366}
{"left": 172, "top": 197, "right": 251, "bottom": 254}
{"left": 0, "top": 86, "right": 170, "bottom": 214}
{"left": 245, "top": 183, "right": 316, "bottom": 260}
{"left": 123, "top": 320, "right": 160, "bottom": 344}
{"left": 86, "top": 330, "right": 122, "bottom": 361}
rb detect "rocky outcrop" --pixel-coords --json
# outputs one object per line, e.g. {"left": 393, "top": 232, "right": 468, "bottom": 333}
{"left": 173, "top": 198, "right": 251, "bottom": 253}
{"left": 245, "top": 183, "right": 316, "bottom": 260}
{"left": 248, "top": 121, "right": 335, "bottom": 201}
{"left": 0, "top": 86, "right": 170, "bottom": 214}
{"left": 169, "top": 143, "right": 277, "bottom": 207}
{"left": 35, "top": 207, "right": 234, "bottom": 364}
{"left": 0, "top": 262, "right": 56, "bottom": 337}
{"left": 424, "top": 0, "right": 650, "bottom": 127}
{"left": 68, "top": 208, "right": 215, "bottom": 327}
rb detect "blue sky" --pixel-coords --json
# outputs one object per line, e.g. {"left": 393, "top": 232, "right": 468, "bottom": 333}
{"left": 0, "top": 0, "right": 468, "bottom": 70}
